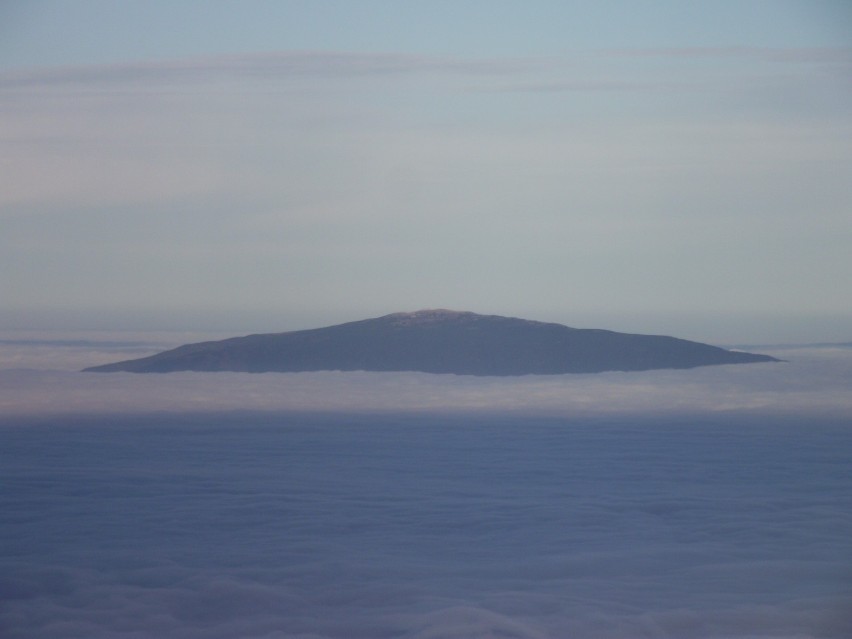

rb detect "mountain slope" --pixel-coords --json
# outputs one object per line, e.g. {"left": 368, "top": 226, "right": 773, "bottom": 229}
{"left": 83, "top": 309, "right": 779, "bottom": 375}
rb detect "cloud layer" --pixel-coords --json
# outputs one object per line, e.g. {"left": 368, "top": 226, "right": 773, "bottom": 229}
{"left": 2, "top": 408, "right": 851, "bottom": 638}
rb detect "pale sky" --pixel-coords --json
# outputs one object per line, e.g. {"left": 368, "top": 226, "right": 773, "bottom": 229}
{"left": 1, "top": 1, "right": 851, "bottom": 343}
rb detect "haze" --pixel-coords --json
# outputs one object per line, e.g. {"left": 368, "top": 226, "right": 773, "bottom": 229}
{"left": 2, "top": 1, "right": 851, "bottom": 343}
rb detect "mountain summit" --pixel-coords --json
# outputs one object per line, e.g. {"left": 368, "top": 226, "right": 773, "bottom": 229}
{"left": 83, "top": 310, "right": 779, "bottom": 375}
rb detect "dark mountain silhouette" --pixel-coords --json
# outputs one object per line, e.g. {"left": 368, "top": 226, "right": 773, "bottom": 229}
{"left": 83, "top": 309, "right": 779, "bottom": 375}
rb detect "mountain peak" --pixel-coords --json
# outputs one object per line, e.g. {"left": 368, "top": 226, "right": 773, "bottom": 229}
{"left": 382, "top": 309, "right": 479, "bottom": 325}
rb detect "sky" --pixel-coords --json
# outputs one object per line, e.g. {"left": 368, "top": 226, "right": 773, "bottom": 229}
{"left": 1, "top": 1, "right": 851, "bottom": 343}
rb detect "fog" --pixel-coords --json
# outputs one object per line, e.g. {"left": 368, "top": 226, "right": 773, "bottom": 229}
{"left": 1, "top": 340, "right": 851, "bottom": 638}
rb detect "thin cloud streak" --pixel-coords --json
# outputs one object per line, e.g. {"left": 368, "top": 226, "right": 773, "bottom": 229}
{"left": 0, "top": 50, "right": 539, "bottom": 90}
{"left": 604, "top": 45, "right": 852, "bottom": 61}
{"left": 3, "top": 46, "right": 848, "bottom": 92}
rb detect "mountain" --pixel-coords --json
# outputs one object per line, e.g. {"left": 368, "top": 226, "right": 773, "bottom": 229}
{"left": 83, "top": 309, "right": 779, "bottom": 375}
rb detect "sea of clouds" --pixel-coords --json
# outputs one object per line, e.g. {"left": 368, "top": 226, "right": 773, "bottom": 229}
{"left": 1, "top": 336, "right": 851, "bottom": 638}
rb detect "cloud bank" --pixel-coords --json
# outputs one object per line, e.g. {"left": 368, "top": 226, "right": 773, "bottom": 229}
{"left": 1, "top": 341, "right": 851, "bottom": 418}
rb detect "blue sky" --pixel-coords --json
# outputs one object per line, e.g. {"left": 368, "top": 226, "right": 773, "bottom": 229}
{"left": 1, "top": 1, "right": 851, "bottom": 342}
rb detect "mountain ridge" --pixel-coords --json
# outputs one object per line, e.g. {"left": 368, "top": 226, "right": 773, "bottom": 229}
{"left": 83, "top": 309, "right": 780, "bottom": 375}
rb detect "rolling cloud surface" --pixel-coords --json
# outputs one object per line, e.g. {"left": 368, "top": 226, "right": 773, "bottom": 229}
{"left": 1, "top": 341, "right": 850, "bottom": 638}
